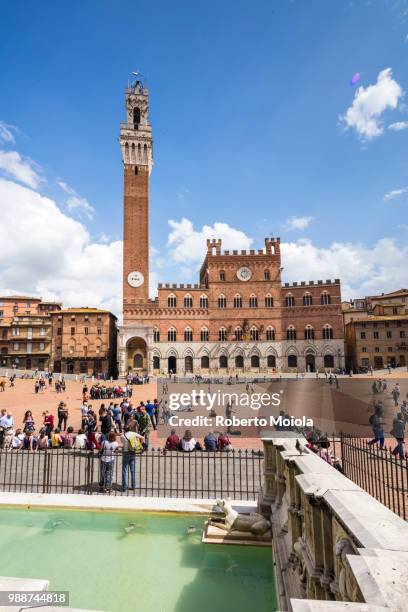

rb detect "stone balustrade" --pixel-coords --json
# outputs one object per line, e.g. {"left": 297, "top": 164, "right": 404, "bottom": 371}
{"left": 259, "top": 432, "right": 408, "bottom": 612}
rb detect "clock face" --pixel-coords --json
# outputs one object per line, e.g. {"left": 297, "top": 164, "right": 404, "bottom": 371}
{"left": 127, "top": 271, "right": 144, "bottom": 287}
{"left": 237, "top": 266, "right": 252, "bottom": 281}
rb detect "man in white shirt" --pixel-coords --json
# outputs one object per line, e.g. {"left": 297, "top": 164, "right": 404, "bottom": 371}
{"left": 0, "top": 409, "right": 14, "bottom": 449}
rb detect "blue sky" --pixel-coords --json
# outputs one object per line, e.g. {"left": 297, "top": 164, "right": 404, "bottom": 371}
{"left": 1, "top": 0, "right": 408, "bottom": 314}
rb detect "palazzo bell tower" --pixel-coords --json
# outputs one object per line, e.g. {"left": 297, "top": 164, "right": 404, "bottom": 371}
{"left": 120, "top": 80, "right": 153, "bottom": 320}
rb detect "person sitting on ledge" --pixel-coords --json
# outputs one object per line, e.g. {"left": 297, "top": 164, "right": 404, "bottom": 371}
{"left": 74, "top": 428, "right": 88, "bottom": 450}
{"left": 51, "top": 428, "right": 64, "bottom": 448}
{"left": 165, "top": 429, "right": 180, "bottom": 451}
{"left": 37, "top": 430, "right": 49, "bottom": 450}
{"left": 63, "top": 426, "right": 76, "bottom": 449}
{"left": 217, "top": 432, "right": 232, "bottom": 451}
{"left": 204, "top": 430, "right": 217, "bottom": 451}
{"left": 180, "top": 429, "right": 198, "bottom": 452}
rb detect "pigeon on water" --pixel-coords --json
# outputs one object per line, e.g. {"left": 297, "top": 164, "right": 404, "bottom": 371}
{"left": 186, "top": 525, "right": 197, "bottom": 535}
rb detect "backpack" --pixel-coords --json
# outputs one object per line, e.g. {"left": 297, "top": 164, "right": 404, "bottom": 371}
{"left": 125, "top": 432, "right": 143, "bottom": 452}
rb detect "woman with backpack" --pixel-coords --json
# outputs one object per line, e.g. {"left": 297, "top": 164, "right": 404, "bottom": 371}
{"left": 120, "top": 425, "right": 144, "bottom": 492}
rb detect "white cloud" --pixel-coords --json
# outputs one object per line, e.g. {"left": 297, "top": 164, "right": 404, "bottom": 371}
{"left": 388, "top": 120, "right": 408, "bottom": 131}
{"left": 340, "top": 68, "right": 403, "bottom": 139}
{"left": 383, "top": 187, "right": 408, "bottom": 200}
{"left": 284, "top": 216, "right": 313, "bottom": 231}
{"left": 0, "top": 150, "right": 42, "bottom": 188}
{"left": 0, "top": 122, "right": 17, "bottom": 144}
{"left": 0, "top": 177, "right": 122, "bottom": 316}
{"left": 281, "top": 238, "right": 408, "bottom": 300}
{"left": 166, "top": 218, "right": 253, "bottom": 264}
{"left": 57, "top": 180, "right": 95, "bottom": 220}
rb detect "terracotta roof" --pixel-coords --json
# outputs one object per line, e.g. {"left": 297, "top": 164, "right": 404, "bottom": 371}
{"left": 0, "top": 295, "right": 41, "bottom": 301}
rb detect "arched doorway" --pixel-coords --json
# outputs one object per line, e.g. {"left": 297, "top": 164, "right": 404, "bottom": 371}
{"left": 324, "top": 354, "right": 334, "bottom": 369}
{"left": 134, "top": 354, "right": 143, "bottom": 369}
{"left": 235, "top": 355, "right": 244, "bottom": 368}
{"left": 219, "top": 355, "right": 228, "bottom": 369}
{"left": 153, "top": 356, "right": 160, "bottom": 370}
{"left": 168, "top": 355, "right": 177, "bottom": 373}
{"left": 201, "top": 355, "right": 209, "bottom": 369}
{"left": 305, "top": 353, "right": 316, "bottom": 372}
{"left": 251, "top": 355, "right": 260, "bottom": 368}
{"left": 288, "top": 354, "right": 297, "bottom": 368}
{"left": 126, "top": 337, "right": 147, "bottom": 372}
{"left": 185, "top": 355, "right": 193, "bottom": 373}
{"left": 267, "top": 355, "right": 276, "bottom": 368}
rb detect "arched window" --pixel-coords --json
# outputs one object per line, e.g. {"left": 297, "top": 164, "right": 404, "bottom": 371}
{"left": 131, "top": 142, "right": 136, "bottom": 162}
{"left": 184, "top": 327, "right": 193, "bottom": 342}
{"left": 251, "top": 354, "right": 260, "bottom": 368}
{"left": 264, "top": 270, "right": 270, "bottom": 280}
{"left": 266, "top": 326, "right": 275, "bottom": 341}
{"left": 168, "top": 327, "right": 177, "bottom": 342}
{"left": 133, "top": 107, "right": 141, "bottom": 127}
{"left": 250, "top": 326, "right": 259, "bottom": 341}
{"left": 303, "top": 293, "right": 313, "bottom": 306}
{"left": 200, "top": 327, "right": 209, "bottom": 342}
{"left": 218, "top": 327, "right": 227, "bottom": 342}
{"left": 235, "top": 327, "right": 243, "bottom": 341}
{"left": 219, "top": 270, "right": 225, "bottom": 281}
{"left": 201, "top": 355, "right": 209, "bottom": 369}
{"left": 265, "top": 294, "right": 274, "bottom": 308}
{"left": 249, "top": 294, "right": 258, "bottom": 308}
{"left": 235, "top": 355, "right": 244, "bottom": 368}
{"left": 304, "top": 325, "right": 315, "bottom": 340}
{"left": 218, "top": 294, "right": 227, "bottom": 309}
{"left": 285, "top": 294, "right": 295, "bottom": 307}
{"left": 321, "top": 291, "right": 331, "bottom": 305}
{"left": 287, "top": 326, "right": 296, "bottom": 341}
{"left": 153, "top": 356, "right": 160, "bottom": 370}
{"left": 323, "top": 324, "right": 333, "bottom": 340}
{"left": 324, "top": 354, "right": 334, "bottom": 368}
{"left": 288, "top": 354, "right": 298, "bottom": 368}
{"left": 124, "top": 142, "right": 129, "bottom": 162}
{"left": 234, "top": 294, "right": 242, "bottom": 309}
{"left": 167, "top": 294, "right": 177, "bottom": 308}
{"left": 267, "top": 354, "right": 276, "bottom": 368}
{"left": 200, "top": 294, "right": 208, "bottom": 309}
{"left": 184, "top": 294, "right": 193, "bottom": 308}
{"left": 185, "top": 355, "right": 193, "bottom": 373}
{"left": 153, "top": 328, "right": 160, "bottom": 342}
{"left": 219, "top": 355, "right": 228, "bottom": 368}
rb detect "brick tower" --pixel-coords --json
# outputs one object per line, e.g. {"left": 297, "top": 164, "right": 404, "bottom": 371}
{"left": 120, "top": 79, "right": 153, "bottom": 320}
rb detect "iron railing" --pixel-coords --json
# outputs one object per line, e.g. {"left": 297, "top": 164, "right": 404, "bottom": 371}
{"left": 0, "top": 448, "right": 263, "bottom": 501}
{"left": 339, "top": 433, "right": 408, "bottom": 521}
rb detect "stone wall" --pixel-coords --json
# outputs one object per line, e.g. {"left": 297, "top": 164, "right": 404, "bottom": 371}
{"left": 259, "top": 434, "right": 408, "bottom": 612}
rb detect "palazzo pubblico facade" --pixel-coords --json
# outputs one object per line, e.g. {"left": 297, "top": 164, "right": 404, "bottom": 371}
{"left": 117, "top": 81, "right": 344, "bottom": 376}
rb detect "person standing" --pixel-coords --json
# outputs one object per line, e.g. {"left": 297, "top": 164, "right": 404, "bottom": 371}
{"left": 368, "top": 407, "right": 385, "bottom": 450}
{"left": 100, "top": 408, "right": 112, "bottom": 441}
{"left": 391, "top": 413, "right": 405, "bottom": 460}
{"left": 42, "top": 411, "right": 54, "bottom": 437}
{"left": 145, "top": 400, "right": 156, "bottom": 430}
{"left": 99, "top": 432, "right": 118, "bottom": 493}
{"left": 138, "top": 406, "right": 151, "bottom": 449}
{"left": 121, "top": 425, "right": 144, "bottom": 491}
{"left": 57, "top": 402, "right": 68, "bottom": 431}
